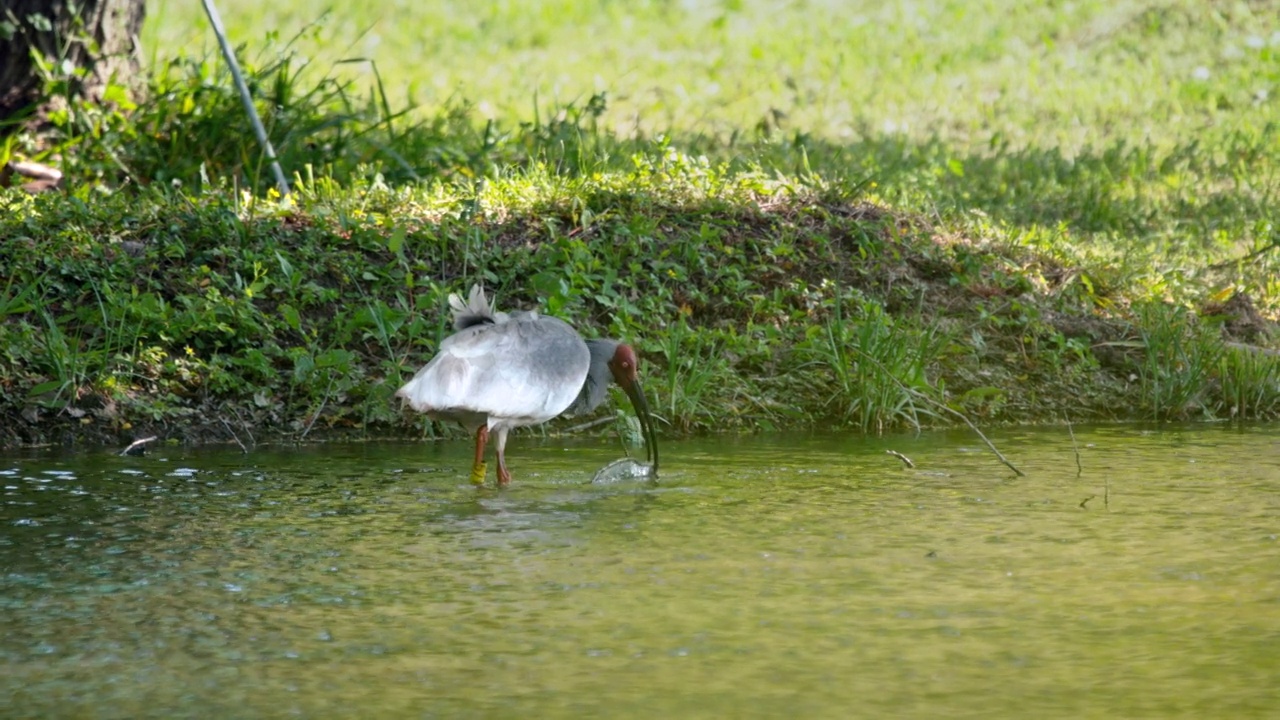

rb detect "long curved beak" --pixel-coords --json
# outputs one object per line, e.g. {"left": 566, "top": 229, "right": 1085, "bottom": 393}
{"left": 624, "top": 379, "right": 659, "bottom": 477}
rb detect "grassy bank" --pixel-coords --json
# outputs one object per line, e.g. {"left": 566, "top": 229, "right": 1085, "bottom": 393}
{"left": 2, "top": 0, "right": 1279, "bottom": 447}
{"left": 2, "top": 166, "right": 1277, "bottom": 448}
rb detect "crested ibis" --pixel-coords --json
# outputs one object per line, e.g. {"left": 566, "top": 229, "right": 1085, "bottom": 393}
{"left": 396, "top": 285, "right": 659, "bottom": 487}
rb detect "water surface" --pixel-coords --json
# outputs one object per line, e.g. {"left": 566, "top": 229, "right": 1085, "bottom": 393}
{"left": 3, "top": 426, "right": 1279, "bottom": 718}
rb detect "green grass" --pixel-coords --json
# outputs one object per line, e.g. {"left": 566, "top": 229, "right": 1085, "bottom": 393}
{"left": 144, "top": 1, "right": 1278, "bottom": 147}
{"left": 138, "top": 0, "right": 1280, "bottom": 308}
{"left": 801, "top": 291, "right": 948, "bottom": 433}
{"left": 1135, "top": 302, "right": 1224, "bottom": 420}
{"left": 2, "top": 0, "right": 1280, "bottom": 446}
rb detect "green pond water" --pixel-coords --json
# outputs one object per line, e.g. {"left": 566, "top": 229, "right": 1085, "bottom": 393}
{"left": 2, "top": 426, "right": 1279, "bottom": 719}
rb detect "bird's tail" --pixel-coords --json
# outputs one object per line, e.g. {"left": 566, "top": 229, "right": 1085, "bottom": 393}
{"left": 448, "top": 284, "right": 505, "bottom": 330}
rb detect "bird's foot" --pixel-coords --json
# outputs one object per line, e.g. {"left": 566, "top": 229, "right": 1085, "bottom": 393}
{"left": 496, "top": 466, "right": 512, "bottom": 487}
{"left": 469, "top": 461, "right": 488, "bottom": 486}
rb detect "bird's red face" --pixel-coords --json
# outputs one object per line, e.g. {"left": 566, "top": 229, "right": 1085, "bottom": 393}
{"left": 608, "top": 343, "right": 659, "bottom": 474}
{"left": 608, "top": 344, "right": 640, "bottom": 385}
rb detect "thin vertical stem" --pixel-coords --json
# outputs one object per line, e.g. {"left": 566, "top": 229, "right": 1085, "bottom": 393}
{"left": 200, "top": 0, "right": 291, "bottom": 197}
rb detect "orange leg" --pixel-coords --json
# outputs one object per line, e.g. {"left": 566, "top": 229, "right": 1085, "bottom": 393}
{"left": 469, "top": 425, "right": 489, "bottom": 486}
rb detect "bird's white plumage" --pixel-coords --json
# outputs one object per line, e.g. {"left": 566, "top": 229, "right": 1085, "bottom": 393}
{"left": 395, "top": 285, "right": 656, "bottom": 486}
{"left": 395, "top": 306, "right": 590, "bottom": 433}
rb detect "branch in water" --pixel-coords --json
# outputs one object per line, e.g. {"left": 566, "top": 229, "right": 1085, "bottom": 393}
{"left": 562, "top": 416, "right": 618, "bottom": 434}
{"left": 119, "top": 436, "right": 158, "bottom": 456}
{"left": 1065, "top": 413, "right": 1082, "bottom": 477}
{"left": 848, "top": 346, "right": 1025, "bottom": 477}
{"left": 886, "top": 450, "right": 915, "bottom": 468}
{"left": 221, "top": 418, "right": 248, "bottom": 454}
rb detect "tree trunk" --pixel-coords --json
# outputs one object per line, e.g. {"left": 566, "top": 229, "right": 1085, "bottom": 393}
{"left": 0, "top": 0, "right": 146, "bottom": 125}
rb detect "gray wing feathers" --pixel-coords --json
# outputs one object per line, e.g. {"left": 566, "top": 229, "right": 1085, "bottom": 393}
{"left": 562, "top": 339, "right": 616, "bottom": 416}
{"left": 397, "top": 313, "right": 590, "bottom": 424}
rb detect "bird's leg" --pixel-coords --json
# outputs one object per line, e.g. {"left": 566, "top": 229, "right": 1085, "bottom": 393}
{"left": 495, "top": 428, "right": 512, "bottom": 487}
{"left": 470, "top": 425, "right": 489, "bottom": 486}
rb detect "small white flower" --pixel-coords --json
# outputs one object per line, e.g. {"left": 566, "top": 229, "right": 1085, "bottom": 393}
{"left": 1245, "top": 35, "right": 1265, "bottom": 49}
{"left": 1192, "top": 66, "right": 1211, "bottom": 81}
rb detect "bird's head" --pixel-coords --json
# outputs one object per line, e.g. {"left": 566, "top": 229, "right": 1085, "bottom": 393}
{"left": 606, "top": 343, "right": 640, "bottom": 386}
{"left": 606, "top": 342, "right": 658, "bottom": 475}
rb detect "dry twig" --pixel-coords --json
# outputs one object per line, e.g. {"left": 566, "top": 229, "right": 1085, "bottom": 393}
{"left": 299, "top": 377, "right": 335, "bottom": 441}
{"left": 221, "top": 418, "right": 248, "bottom": 454}
{"left": 562, "top": 416, "right": 617, "bottom": 434}
{"left": 119, "top": 436, "right": 157, "bottom": 456}
{"left": 1065, "top": 414, "right": 1082, "bottom": 477}
{"left": 886, "top": 450, "right": 915, "bottom": 468}
{"left": 846, "top": 346, "right": 1025, "bottom": 477}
